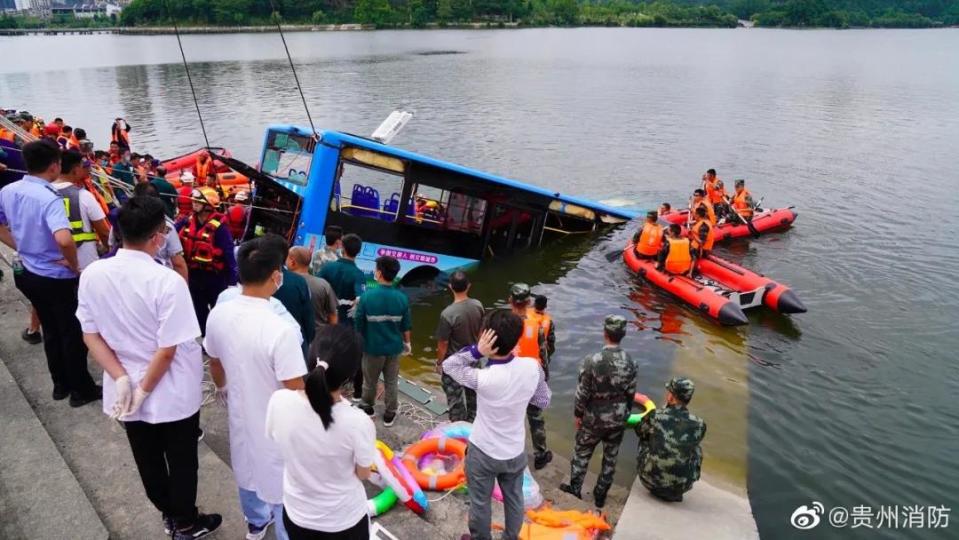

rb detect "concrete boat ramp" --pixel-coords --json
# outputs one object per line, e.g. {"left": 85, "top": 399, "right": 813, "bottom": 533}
{"left": 0, "top": 254, "right": 757, "bottom": 539}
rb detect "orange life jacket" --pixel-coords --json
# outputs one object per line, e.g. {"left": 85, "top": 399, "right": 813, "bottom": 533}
{"left": 30, "top": 124, "right": 41, "bottom": 137}
{"left": 194, "top": 158, "right": 212, "bottom": 182}
{"left": 0, "top": 129, "right": 14, "bottom": 142}
{"left": 526, "top": 308, "right": 553, "bottom": 342}
{"left": 705, "top": 177, "right": 726, "bottom": 205}
{"left": 180, "top": 213, "right": 226, "bottom": 272}
{"left": 732, "top": 189, "right": 754, "bottom": 219}
{"left": 664, "top": 237, "right": 693, "bottom": 274}
{"left": 689, "top": 219, "right": 715, "bottom": 252}
{"left": 636, "top": 222, "right": 664, "bottom": 256}
{"left": 690, "top": 199, "right": 716, "bottom": 225}
{"left": 517, "top": 315, "right": 546, "bottom": 364}
{"left": 176, "top": 186, "right": 194, "bottom": 220}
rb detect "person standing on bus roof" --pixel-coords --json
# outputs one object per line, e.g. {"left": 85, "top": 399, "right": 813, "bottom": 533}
{"left": 318, "top": 233, "right": 367, "bottom": 401}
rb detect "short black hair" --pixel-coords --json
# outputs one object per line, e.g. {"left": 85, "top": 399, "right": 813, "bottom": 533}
{"left": 707, "top": 169, "right": 716, "bottom": 176}
{"left": 237, "top": 234, "right": 288, "bottom": 285}
{"left": 534, "top": 294, "right": 548, "bottom": 311}
{"left": 605, "top": 327, "right": 626, "bottom": 344}
{"left": 695, "top": 206, "right": 707, "bottom": 217}
{"left": 74, "top": 128, "right": 86, "bottom": 139}
{"left": 60, "top": 149, "right": 83, "bottom": 173}
{"left": 449, "top": 270, "right": 470, "bottom": 293}
{"left": 54, "top": 117, "right": 63, "bottom": 123}
{"left": 109, "top": 140, "right": 119, "bottom": 147}
{"left": 62, "top": 125, "right": 72, "bottom": 133}
{"left": 376, "top": 255, "right": 401, "bottom": 282}
{"left": 483, "top": 309, "right": 524, "bottom": 357}
{"left": 94, "top": 150, "right": 108, "bottom": 159}
{"left": 118, "top": 196, "right": 166, "bottom": 245}
{"left": 22, "top": 139, "right": 61, "bottom": 174}
{"left": 661, "top": 202, "right": 671, "bottom": 211}
{"left": 669, "top": 224, "right": 682, "bottom": 236}
{"left": 693, "top": 189, "right": 706, "bottom": 197}
{"left": 341, "top": 233, "right": 362, "bottom": 258}
{"left": 133, "top": 182, "right": 159, "bottom": 198}
{"left": 325, "top": 225, "right": 343, "bottom": 246}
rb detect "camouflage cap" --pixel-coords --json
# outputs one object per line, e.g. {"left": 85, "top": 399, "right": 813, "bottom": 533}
{"left": 604, "top": 315, "right": 627, "bottom": 334}
{"left": 666, "top": 377, "right": 695, "bottom": 403}
{"left": 510, "top": 283, "right": 531, "bottom": 302}
{"left": 734, "top": 178, "right": 745, "bottom": 187}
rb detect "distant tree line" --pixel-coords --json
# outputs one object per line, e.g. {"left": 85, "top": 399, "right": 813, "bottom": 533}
{"left": 1, "top": 0, "right": 956, "bottom": 29}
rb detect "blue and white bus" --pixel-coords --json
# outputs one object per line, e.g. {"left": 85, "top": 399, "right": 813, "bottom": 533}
{"left": 228, "top": 124, "right": 638, "bottom": 282}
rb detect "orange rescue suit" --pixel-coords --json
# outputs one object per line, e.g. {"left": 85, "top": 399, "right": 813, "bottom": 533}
{"left": 664, "top": 237, "right": 693, "bottom": 274}
{"left": 689, "top": 219, "right": 715, "bottom": 252}
{"left": 180, "top": 213, "right": 227, "bottom": 272}
{"left": 732, "top": 189, "right": 754, "bottom": 219}
{"left": 635, "top": 222, "right": 664, "bottom": 256}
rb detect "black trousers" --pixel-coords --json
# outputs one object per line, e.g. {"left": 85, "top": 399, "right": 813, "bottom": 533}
{"left": 13, "top": 269, "right": 97, "bottom": 396}
{"left": 284, "top": 510, "right": 369, "bottom": 540}
{"left": 187, "top": 272, "right": 228, "bottom": 335}
{"left": 337, "top": 314, "right": 362, "bottom": 399}
{"left": 124, "top": 411, "right": 200, "bottom": 527}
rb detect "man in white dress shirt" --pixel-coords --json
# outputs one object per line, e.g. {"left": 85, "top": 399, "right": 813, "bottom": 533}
{"left": 77, "top": 196, "right": 222, "bottom": 540}
{"left": 205, "top": 234, "right": 307, "bottom": 540}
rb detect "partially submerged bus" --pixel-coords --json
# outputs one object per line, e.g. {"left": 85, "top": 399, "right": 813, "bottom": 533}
{"left": 231, "top": 124, "right": 639, "bottom": 282}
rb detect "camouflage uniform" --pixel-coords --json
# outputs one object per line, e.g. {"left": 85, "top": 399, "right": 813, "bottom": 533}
{"left": 442, "top": 373, "right": 477, "bottom": 422}
{"left": 566, "top": 316, "right": 637, "bottom": 502}
{"left": 635, "top": 377, "right": 706, "bottom": 502}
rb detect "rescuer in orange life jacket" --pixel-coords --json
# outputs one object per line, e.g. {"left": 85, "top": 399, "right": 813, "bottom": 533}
{"left": 633, "top": 211, "right": 665, "bottom": 260}
{"left": 702, "top": 168, "right": 729, "bottom": 221}
{"left": 729, "top": 178, "right": 756, "bottom": 223}
{"left": 689, "top": 189, "right": 716, "bottom": 226}
{"left": 688, "top": 205, "right": 716, "bottom": 260}
{"left": 658, "top": 224, "right": 696, "bottom": 277}
{"left": 658, "top": 202, "right": 671, "bottom": 216}
{"left": 176, "top": 186, "right": 238, "bottom": 334}
{"left": 508, "top": 283, "right": 554, "bottom": 471}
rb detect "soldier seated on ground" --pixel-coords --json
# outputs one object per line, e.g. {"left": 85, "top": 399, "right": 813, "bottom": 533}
{"left": 635, "top": 377, "right": 706, "bottom": 503}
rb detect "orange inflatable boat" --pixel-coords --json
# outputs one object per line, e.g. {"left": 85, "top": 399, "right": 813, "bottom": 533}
{"left": 623, "top": 245, "right": 806, "bottom": 326}
{"left": 162, "top": 147, "right": 250, "bottom": 196}
{"left": 661, "top": 207, "right": 797, "bottom": 241}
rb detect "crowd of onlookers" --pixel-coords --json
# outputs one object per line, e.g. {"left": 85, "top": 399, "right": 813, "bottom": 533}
{"left": 0, "top": 111, "right": 707, "bottom": 540}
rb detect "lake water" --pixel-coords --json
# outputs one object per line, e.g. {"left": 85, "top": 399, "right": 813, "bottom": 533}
{"left": 2, "top": 28, "right": 958, "bottom": 539}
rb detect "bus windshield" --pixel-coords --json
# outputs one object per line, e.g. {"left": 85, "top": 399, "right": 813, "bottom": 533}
{"left": 261, "top": 130, "right": 315, "bottom": 186}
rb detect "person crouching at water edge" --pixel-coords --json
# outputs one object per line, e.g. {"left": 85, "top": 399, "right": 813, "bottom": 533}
{"left": 443, "top": 310, "right": 551, "bottom": 540}
{"left": 205, "top": 234, "right": 308, "bottom": 540}
{"left": 266, "top": 325, "right": 375, "bottom": 540}
{"left": 635, "top": 377, "right": 706, "bottom": 503}
{"left": 77, "top": 196, "right": 222, "bottom": 539}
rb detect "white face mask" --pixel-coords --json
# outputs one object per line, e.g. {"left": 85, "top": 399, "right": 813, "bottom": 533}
{"left": 273, "top": 271, "right": 284, "bottom": 292}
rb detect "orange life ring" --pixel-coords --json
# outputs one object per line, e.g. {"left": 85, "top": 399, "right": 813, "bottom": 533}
{"left": 401, "top": 437, "right": 467, "bottom": 490}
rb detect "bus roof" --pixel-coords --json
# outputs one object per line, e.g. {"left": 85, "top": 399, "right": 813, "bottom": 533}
{"left": 268, "top": 124, "right": 640, "bottom": 221}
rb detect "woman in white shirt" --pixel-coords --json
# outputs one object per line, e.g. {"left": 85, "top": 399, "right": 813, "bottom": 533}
{"left": 266, "top": 326, "right": 375, "bottom": 540}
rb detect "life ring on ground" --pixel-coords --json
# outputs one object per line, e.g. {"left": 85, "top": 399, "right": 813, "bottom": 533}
{"left": 626, "top": 395, "right": 656, "bottom": 427}
{"left": 402, "top": 436, "right": 467, "bottom": 491}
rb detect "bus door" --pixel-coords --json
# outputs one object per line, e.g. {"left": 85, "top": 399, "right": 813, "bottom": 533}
{"left": 484, "top": 201, "right": 544, "bottom": 257}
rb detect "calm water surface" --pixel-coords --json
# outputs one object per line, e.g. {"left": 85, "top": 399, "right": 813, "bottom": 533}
{"left": 3, "top": 28, "right": 958, "bottom": 539}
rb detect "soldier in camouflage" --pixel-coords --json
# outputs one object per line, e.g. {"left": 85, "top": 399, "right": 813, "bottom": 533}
{"left": 635, "top": 377, "right": 706, "bottom": 502}
{"left": 559, "top": 315, "right": 637, "bottom": 508}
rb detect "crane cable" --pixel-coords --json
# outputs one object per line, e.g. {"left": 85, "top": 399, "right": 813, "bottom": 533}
{"left": 267, "top": 0, "right": 318, "bottom": 137}
{"left": 164, "top": 0, "right": 211, "bottom": 150}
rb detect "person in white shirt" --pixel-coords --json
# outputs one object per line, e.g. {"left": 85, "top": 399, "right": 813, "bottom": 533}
{"left": 266, "top": 325, "right": 375, "bottom": 540}
{"left": 132, "top": 182, "right": 189, "bottom": 280}
{"left": 443, "top": 310, "right": 551, "bottom": 540}
{"left": 204, "top": 234, "right": 307, "bottom": 540}
{"left": 53, "top": 150, "right": 108, "bottom": 271}
{"left": 77, "top": 196, "right": 222, "bottom": 540}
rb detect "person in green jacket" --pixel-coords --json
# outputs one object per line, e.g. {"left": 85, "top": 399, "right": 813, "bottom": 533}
{"left": 355, "top": 255, "right": 411, "bottom": 427}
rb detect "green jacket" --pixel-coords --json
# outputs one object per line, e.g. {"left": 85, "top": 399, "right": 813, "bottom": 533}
{"left": 355, "top": 284, "right": 411, "bottom": 356}
{"left": 318, "top": 258, "right": 366, "bottom": 321}
{"left": 636, "top": 404, "right": 706, "bottom": 495}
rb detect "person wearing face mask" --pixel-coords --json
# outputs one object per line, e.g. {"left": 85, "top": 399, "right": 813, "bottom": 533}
{"left": 177, "top": 186, "right": 237, "bottom": 334}
{"left": 271, "top": 243, "right": 315, "bottom": 363}
{"left": 204, "top": 234, "right": 307, "bottom": 540}
{"left": 111, "top": 148, "right": 136, "bottom": 191}
{"left": 77, "top": 196, "right": 223, "bottom": 539}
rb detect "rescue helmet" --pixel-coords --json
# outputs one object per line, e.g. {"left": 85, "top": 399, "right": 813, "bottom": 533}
{"left": 192, "top": 187, "right": 220, "bottom": 208}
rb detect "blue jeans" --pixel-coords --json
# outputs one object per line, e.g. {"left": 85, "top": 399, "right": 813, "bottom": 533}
{"left": 239, "top": 488, "right": 288, "bottom": 540}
